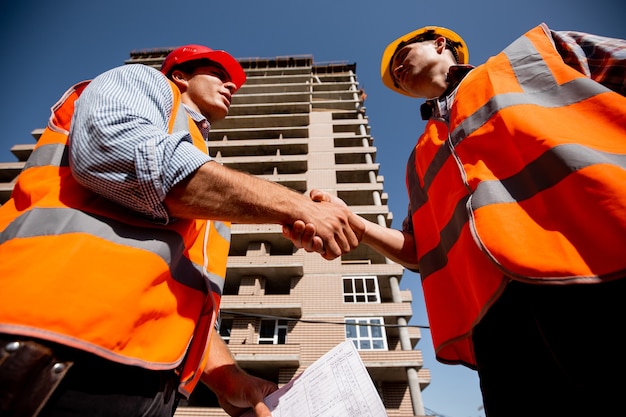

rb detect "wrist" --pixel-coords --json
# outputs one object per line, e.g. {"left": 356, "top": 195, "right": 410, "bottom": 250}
{"left": 202, "top": 362, "right": 242, "bottom": 394}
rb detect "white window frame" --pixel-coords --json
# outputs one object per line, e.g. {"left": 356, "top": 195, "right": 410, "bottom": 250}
{"left": 258, "top": 319, "right": 288, "bottom": 345}
{"left": 343, "top": 276, "right": 380, "bottom": 303}
{"left": 345, "top": 317, "right": 387, "bottom": 350}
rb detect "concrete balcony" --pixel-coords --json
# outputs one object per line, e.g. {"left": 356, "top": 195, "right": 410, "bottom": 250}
{"left": 335, "top": 178, "right": 384, "bottom": 193}
{"left": 236, "top": 82, "right": 311, "bottom": 95}
{"left": 211, "top": 151, "right": 308, "bottom": 177}
{"left": 221, "top": 294, "right": 302, "bottom": 318}
{"left": 233, "top": 91, "right": 310, "bottom": 106}
{"left": 0, "top": 162, "right": 25, "bottom": 182}
{"left": 336, "top": 187, "right": 385, "bottom": 206}
{"left": 208, "top": 125, "right": 309, "bottom": 141}
{"left": 311, "top": 99, "right": 359, "bottom": 112}
{"left": 334, "top": 144, "right": 378, "bottom": 159}
{"left": 350, "top": 205, "right": 392, "bottom": 224}
{"left": 212, "top": 113, "right": 309, "bottom": 130}
{"left": 312, "top": 81, "right": 354, "bottom": 92}
{"left": 207, "top": 138, "right": 308, "bottom": 157}
{"left": 226, "top": 254, "right": 304, "bottom": 280}
{"left": 360, "top": 349, "right": 425, "bottom": 382}
{"left": 10, "top": 143, "right": 34, "bottom": 161}
{"left": 228, "top": 224, "right": 293, "bottom": 252}
{"left": 229, "top": 343, "right": 301, "bottom": 368}
{"left": 407, "top": 326, "right": 423, "bottom": 348}
{"left": 213, "top": 153, "right": 308, "bottom": 165}
{"left": 399, "top": 289, "right": 413, "bottom": 303}
{"left": 334, "top": 135, "right": 373, "bottom": 149}
{"left": 0, "top": 182, "right": 15, "bottom": 205}
{"left": 338, "top": 261, "right": 404, "bottom": 277}
{"left": 0, "top": 161, "right": 24, "bottom": 204}
{"left": 242, "top": 73, "right": 312, "bottom": 85}
{"left": 333, "top": 120, "right": 371, "bottom": 135}
{"left": 227, "top": 101, "right": 310, "bottom": 117}
{"left": 312, "top": 92, "right": 356, "bottom": 102}
{"left": 227, "top": 252, "right": 304, "bottom": 266}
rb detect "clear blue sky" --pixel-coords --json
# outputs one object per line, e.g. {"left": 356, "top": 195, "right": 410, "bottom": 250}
{"left": 1, "top": 1, "right": 624, "bottom": 416}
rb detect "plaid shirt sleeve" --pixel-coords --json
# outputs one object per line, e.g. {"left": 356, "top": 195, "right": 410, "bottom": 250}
{"left": 69, "top": 64, "right": 211, "bottom": 224}
{"left": 551, "top": 29, "right": 626, "bottom": 96}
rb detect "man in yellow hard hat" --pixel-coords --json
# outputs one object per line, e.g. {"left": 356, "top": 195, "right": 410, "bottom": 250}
{"left": 380, "top": 26, "right": 469, "bottom": 98}
{"left": 288, "top": 24, "right": 626, "bottom": 416}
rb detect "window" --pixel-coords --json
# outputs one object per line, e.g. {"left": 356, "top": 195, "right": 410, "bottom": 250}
{"left": 259, "top": 319, "right": 288, "bottom": 344}
{"left": 218, "top": 317, "right": 233, "bottom": 344}
{"left": 343, "top": 276, "right": 379, "bottom": 303}
{"left": 345, "top": 317, "right": 387, "bottom": 350}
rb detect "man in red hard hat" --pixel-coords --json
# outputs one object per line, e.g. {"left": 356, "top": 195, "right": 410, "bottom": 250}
{"left": 0, "top": 44, "right": 363, "bottom": 416}
{"left": 161, "top": 44, "right": 247, "bottom": 88}
{"left": 289, "top": 24, "right": 626, "bottom": 416}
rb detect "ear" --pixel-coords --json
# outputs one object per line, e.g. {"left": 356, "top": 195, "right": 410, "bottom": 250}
{"left": 434, "top": 36, "right": 447, "bottom": 55}
{"left": 170, "top": 69, "right": 190, "bottom": 92}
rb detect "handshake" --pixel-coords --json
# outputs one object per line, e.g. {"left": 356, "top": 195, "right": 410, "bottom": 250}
{"left": 282, "top": 189, "right": 365, "bottom": 260}
{"left": 283, "top": 189, "right": 419, "bottom": 270}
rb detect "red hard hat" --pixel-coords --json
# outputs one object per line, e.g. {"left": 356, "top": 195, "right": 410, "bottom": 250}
{"left": 161, "top": 44, "right": 246, "bottom": 91}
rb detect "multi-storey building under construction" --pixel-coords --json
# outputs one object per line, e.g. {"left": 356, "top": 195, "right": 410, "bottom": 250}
{"left": 0, "top": 48, "right": 432, "bottom": 417}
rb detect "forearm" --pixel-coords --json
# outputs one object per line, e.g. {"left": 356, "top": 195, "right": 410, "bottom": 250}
{"left": 165, "top": 161, "right": 307, "bottom": 225}
{"left": 360, "top": 218, "right": 420, "bottom": 270}
{"left": 200, "top": 331, "right": 238, "bottom": 387}
{"left": 200, "top": 332, "right": 256, "bottom": 403}
{"left": 165, "top": 161, "right": 364, "bottom": 258}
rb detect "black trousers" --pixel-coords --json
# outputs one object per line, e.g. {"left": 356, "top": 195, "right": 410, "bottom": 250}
{"left": 472, "top": 278, "right": 626, "bottom": 417}
{"left": 0, "top": 337, "right": 179, "bottom": 417}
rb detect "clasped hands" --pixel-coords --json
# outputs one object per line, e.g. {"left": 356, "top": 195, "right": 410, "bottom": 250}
{"left": 283, "top": 189, "right": 365, "bottom": 259}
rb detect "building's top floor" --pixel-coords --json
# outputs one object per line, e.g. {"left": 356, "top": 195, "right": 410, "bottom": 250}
{"left": 125, "top": 47, "right": 356, "bottom": 75}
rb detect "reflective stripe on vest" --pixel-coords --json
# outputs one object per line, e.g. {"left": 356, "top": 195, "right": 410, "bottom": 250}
{"left": 0, "top": 76, "right": 231, "bottom": 395}
{"left": 408, "top": 24, "right": 626, "bottom": 366}
{"left": 18, "top": 101, "right": 229, "bottom": 297}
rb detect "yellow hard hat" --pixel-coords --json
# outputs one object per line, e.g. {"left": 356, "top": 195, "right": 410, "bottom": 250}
{"left": 381, "top": 26, "right": 469, "bottom": 96}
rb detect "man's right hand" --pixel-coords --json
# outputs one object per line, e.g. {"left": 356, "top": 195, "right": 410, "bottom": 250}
{"left": 283, "top": 190, "right": 364, "bottom": 260}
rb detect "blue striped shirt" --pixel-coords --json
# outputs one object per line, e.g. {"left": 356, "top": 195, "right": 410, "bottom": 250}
{"left": 69, "top": 64, "right": 212, "bottom": 224}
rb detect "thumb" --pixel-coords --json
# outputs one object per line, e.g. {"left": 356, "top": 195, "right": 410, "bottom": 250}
{"left": 251, "top": 399, "right": 273, "bottom": 417}
{"left": 309, "top": 189, "right": 330, "bottom": 203}
{"left": 309, "top": 189, "right": 347, "bottom": 207}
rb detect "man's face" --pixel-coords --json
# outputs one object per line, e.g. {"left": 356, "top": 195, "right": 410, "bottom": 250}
{"left": 182, "top": 64, "right": 236, "bottom": 123}
{"left": 391, "top": 38, "right": 452, "bottom": 99}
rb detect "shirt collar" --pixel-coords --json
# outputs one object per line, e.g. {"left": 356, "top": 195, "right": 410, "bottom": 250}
{"left": 420, "top": 64, "right": 474, "bottom": 121}
{"left": 182, "top": 104, "right": 211, "bottom": 139}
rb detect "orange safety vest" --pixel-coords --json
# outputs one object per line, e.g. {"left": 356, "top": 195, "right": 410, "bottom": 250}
{"left": 0, "top": 76, "right": 231, "bottom": 396}
{"left": 408, "top": 24, "right": 626, "bottom": 367}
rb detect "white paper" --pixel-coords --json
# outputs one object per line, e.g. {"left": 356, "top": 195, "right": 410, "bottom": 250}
{"left": 242, "top": 341, "right": 388, "bottom": 417}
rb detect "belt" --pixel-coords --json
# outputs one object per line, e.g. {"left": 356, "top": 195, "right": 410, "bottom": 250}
{"left": 0, "top": 335, "right": 73, "bottom": 417}
{"left": 0, "top": 335, "right": 180, "bottom": 416}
